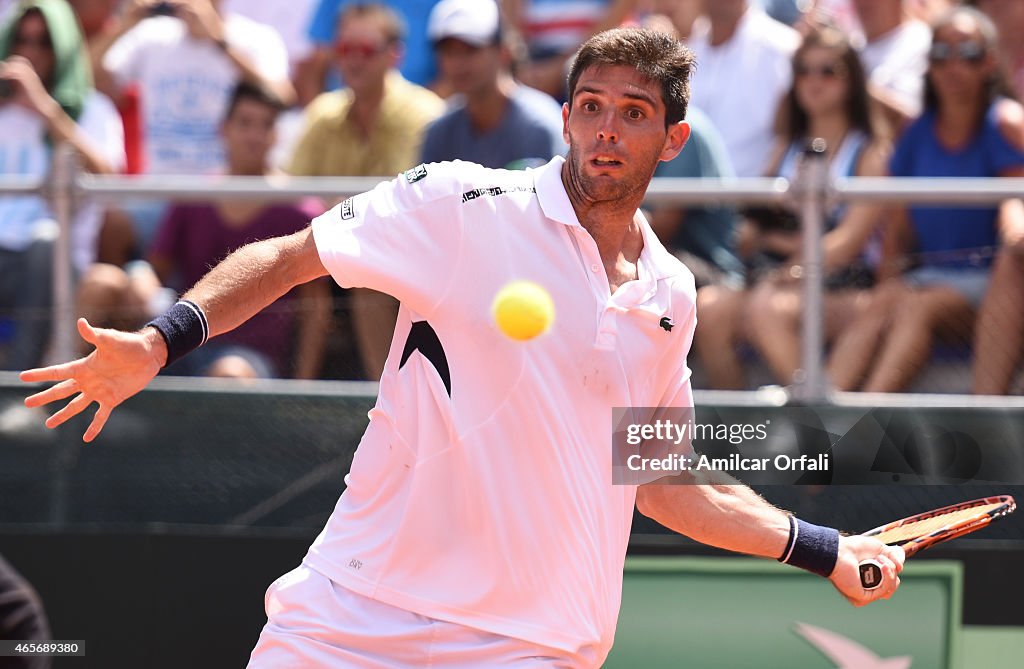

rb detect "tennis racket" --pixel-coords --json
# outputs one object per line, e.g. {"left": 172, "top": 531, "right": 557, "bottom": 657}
{"left": 857, "top": 495, "right": 1016, "bottom": 590}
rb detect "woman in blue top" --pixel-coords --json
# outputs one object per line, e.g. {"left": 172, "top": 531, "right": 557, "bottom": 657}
{"left": 829, "top": 6, "right": 1024, "bottom": 393}
{"left": 694, "top": 25, "right": 889, "bottom": 389}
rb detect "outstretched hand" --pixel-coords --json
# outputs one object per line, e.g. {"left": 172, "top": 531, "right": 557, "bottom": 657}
{"left": 20, "top": 318, "right": 167, "bottom": 442}
{"left": 830, "top": 535, "right": 905, "bottom": 606}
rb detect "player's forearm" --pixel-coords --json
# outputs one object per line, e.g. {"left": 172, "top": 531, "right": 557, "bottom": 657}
{"left": 43, "top": 106, "right": 115, "bottom": 175}
{"left": 181, "top": 228, "right": 326, "bottom": 340}
{"left": 636, "top": 472, "right": 790, "bottom": 559}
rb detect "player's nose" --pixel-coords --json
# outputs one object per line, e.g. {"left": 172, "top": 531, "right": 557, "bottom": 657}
{"left": 596, "top": 111, "right": 620, "bottom": 143}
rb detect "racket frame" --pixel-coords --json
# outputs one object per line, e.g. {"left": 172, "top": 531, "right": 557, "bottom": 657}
{"left": 858, "top": 495, "right": 1016, "bottom": 590}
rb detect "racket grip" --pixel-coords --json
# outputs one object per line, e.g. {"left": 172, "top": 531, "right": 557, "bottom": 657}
{"left": 859, "top": 559, "right": 883, "bottom": 590}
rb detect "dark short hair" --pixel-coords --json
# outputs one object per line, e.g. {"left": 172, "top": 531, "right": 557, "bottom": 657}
{"left": 224, "top": 81, "right": 285, "bottom": 121}
{"left": 337, "top": 2, "right": 407, "bottom": 45}
{"left": 566, "top": 28, "right": 695, "bottom": 127}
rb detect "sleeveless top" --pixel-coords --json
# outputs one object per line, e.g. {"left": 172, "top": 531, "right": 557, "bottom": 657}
{"left": 777, "top": 130, "right": 869, "bottom": 231}
{"left": 745, "top": 131, "right": 874, "bottom": 288}
{"left": 889, "top": 100, "right": 1024, "bottom": 269}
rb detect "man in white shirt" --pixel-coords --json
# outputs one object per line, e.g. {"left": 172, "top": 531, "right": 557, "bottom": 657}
{"left": 21, "top": 27, "right": 904, "bottom": 668}
{"left": 84, "top": 0, "right": 296, "bottom": 263}
{"left": 852, "top": 0, "right": 930, "bottom": 128}
{"left": 687, "top": 0, "right": 799, "bottom": 177}
{"left": 95, "top": 0, "right": 293, "bottom": 176}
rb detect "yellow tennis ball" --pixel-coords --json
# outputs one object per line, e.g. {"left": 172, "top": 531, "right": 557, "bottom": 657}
{"left": 492, "top": 280, "right": 555, "bottom": 341}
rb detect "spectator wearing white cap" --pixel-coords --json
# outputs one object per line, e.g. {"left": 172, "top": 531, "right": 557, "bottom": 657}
{"left": 420, "top": 0, "right": 564, "bottom": 170}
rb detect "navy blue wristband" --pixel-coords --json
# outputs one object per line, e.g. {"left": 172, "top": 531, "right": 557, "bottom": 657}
{"left": 779, "top": 516, "right": 840, "bottom": 578}
{"left": 145, "top": 299, "right": 209, "bottom": 368}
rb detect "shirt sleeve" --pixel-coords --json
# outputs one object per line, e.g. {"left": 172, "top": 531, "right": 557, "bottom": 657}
{"left": 77, "top": 92, "right": 125, "bottom": 173}
{"left": 229, "top": 20, "right": 290, "bottom": 82}
{"left": 311, "top": 163, "right": 465, "bottom": 315}
{"left": 103, "top": 23, "right": 147, "bottom": 89}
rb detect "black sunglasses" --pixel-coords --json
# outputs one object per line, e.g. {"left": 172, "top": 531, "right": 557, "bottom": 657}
{"left": 929, "top": 41, "right": 986, "bottom": 65}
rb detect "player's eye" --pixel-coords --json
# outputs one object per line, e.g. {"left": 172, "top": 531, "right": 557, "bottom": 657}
{"left": 627, "top": 108, "right": 645, "bottom": 120}
{"left": 582, "top": 101, "right": 599, "bottom": 113}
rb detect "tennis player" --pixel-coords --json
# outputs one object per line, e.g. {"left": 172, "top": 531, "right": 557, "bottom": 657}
{"left": 21, "top": 28, "right": 903, "bottom": 668}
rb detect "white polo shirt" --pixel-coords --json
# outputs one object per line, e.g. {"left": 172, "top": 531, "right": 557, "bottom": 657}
{"left": 308, "top": 156, "right": 697, "bottom": 660}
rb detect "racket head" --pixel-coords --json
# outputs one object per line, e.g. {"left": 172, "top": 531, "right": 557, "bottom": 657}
{"left": 862, "top": 495, "right": 1016, "bottom": 558}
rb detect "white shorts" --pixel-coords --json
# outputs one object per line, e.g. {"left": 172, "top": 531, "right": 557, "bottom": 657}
{"left": 247, "top": 564, "right": 592, "bottom": 668}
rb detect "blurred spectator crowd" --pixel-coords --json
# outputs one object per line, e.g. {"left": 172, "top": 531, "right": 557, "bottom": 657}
{"left": 1, "top": 0, "right": 1023, "bottom": 395}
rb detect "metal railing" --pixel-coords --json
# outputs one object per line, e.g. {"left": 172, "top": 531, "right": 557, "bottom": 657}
{"left": 4, "top": 145, "right": 1024, "bottom": 401}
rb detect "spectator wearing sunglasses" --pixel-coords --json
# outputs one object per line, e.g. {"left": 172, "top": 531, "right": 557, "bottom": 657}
{"left": 829, "top": 6, "right": 1024, "bottom": 393}
{"left": 696, "top": 26, "right": 890, "bottom": 389}
{"left": 300, "top": 0, "right": 444, "bottom": 105}
{"left": 288, "top": 2, "right": 444, "bottom": 381}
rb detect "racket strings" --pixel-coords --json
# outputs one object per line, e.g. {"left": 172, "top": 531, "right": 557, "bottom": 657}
{"left": 872, "top": 503, "right": 1004, "bottom": 544}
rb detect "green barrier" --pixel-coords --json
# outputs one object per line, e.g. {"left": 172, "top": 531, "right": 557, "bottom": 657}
{"left": 961, "top": 626, "right": 1024, "bottom": 667}
{"left": 607, "top": 557, "right": 961, "bottom": 669}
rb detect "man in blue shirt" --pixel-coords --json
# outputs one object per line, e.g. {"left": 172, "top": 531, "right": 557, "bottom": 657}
{"left": 420, "top": 0, "right": 564, "bottom": 169}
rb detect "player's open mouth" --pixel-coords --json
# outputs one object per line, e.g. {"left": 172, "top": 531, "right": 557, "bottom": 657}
{"left": 591, "top": 157, "right": 622, "bottom": 167}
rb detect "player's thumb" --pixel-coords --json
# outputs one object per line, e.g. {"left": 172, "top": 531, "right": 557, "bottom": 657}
{"left": 77, "top": 317, "right": 101, "bottom": 346}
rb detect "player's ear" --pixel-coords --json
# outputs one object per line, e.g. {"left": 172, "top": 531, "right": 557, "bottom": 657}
{"left": 561, "top": 102, "right": 570, "bottom": 144}
{"left": 660, "top": 120, "right": 690, "bottom": 163}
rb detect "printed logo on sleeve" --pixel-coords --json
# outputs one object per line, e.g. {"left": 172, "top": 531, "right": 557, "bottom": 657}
{"left": 404, "top": 164, "right": 428, "bottom": 183}
{"left": 340, "top": 197, "right": 355, "bottom": 220}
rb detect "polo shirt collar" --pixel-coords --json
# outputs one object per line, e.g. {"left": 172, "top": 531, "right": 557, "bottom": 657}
{"left": 637, "top": 210, "right": 685, "bottom": 281}
{"left": 533, "top": 155, "right": 581, "bottom": 228}
{"left": 533, "top": 156, "right": 683, "bottom": 282}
